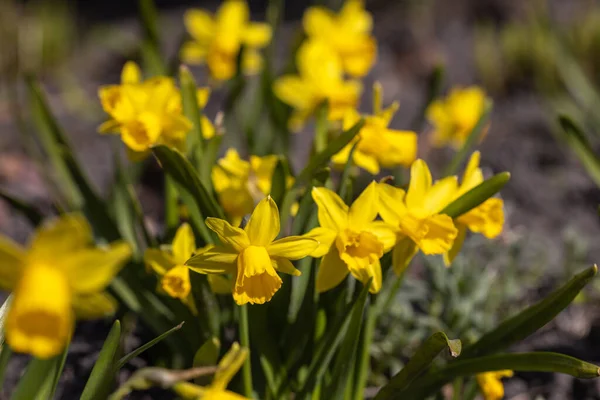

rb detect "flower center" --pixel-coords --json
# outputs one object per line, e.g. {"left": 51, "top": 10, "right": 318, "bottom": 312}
{"left": 234, "top": 246, "right": 282, "bottom": 305}
{"left": 337, "top": 229, "right": 383, "bottom": 261}
{"left": 161, "top": 265, "right": 191, "bottom": 299}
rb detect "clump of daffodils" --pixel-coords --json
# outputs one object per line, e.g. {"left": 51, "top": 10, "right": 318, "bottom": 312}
{"left": 98, "top": 61, "right": 213, "bottom": 157}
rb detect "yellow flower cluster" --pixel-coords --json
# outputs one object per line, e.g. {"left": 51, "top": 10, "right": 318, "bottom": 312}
{"left": 181, "top": 0, "right": 272, "bottom": 81}
{"left": 0, "top": 214, "right": 131, "bottom": 359}
{"left": 98, "top": 61, "right": 214, "bottom": 157}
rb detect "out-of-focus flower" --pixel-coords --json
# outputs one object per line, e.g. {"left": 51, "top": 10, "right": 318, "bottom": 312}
{"left": 173, "top": 342, "right": 249, "bottom": 399}
{"left": 212, "top": 148, "right": 294, "bottom": 226}
{"left": 186, "top": 196, "right": 318, "bottom": 305}
{"left": 332, "top": 83, "right": 417, "bottom": 174}
{"left": 303, "top": 0, "right": 377, "bottom": 77}
{"left": 378, "top": 160, "right": 458, "bottom": 274}
{"left": 476, "top": 370, "right": 513, "bottom": 400}
{"left": 443, "top": 151, "right": 504, "bottom": 265}
{"left": 98, "top": 61, "right": 213, "bottom": 157}
{"left": 181, "top": 0, "right": 272, "bottom": 81}
{"left": 303, "top": 182, "right": 396, "bottom": 293}
{"left": 273, "top": 40, "right": 362, "bottom": 130}
{"left": 426, "top": 86, "right": 489, "bottom": 149}
{"left": 144, "top": 224, "right": 231, "bottom": 312}
{"left": 0, "top": 214, "right": 131, "bottom": 358}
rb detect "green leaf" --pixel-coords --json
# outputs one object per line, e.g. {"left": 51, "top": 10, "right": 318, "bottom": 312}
{"left": 115, "top": 322, "right": 184, "bottom": 370}
{"left": 138, "top": 0, "right": 165, "bottom": 76}
{"left": 80, "top": 320, "right": 122, "bottom": 400}
{"left": 326, "top": 287, "right": 370, "bottom": 399}
{"left": 152, "top": 145, "right": 225, "bottom": 220}
{"left": 0, "top": 190, "right": 43, "bottom": 225}
{"left": 314, "top": 101, "right": 329, "bottom": 153}
{"left": 558, "top": 115, "right": 600, "bottom": 187}
{"left": 296, "top": 278, "right": 371, "bottom": 400}
{"left": 397, "top": 352, "right": 600, "bottom": 400}
{"left": 441, "top": 172, "right": 511, "bottom": 219}
{"left": 461, "top": 265, "right": 597, "bottom": 359}
{"left": 193, "top": 337, "right": 220, "bottom": 367}
{"left": 444, "top": 100, "right": 493, "bottom": 176}
{"left": 270, "top": 156, "right": 289, "bottom": 207}
{"left": 11, "top": 356, "right": 62, "bottom": 400}
{"left": 374, "top": 332, "right": 461, "bottom": 399}
{"left": 295, "top": 119, "right": 364, "bottom": 185}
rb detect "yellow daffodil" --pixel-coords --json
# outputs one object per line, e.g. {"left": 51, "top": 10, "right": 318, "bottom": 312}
{"left": 378, "top": 160, "right": 458, "bottom": 274}
{"left": 332, "top": 84, "right": 417, "bottom": 174}
{"left": 273, "top": 39, "right": 362, "bottom": 130}
{"left": 212, "top": 148, "right": 294, "bottom": 226}
{"left": 181, "top": 0, "right": 272, "bottom": 81}
{"left": 186, "top": 196, "right": 318, "bottom": 305}
{"left": 303, "top": 182, "right": 397, "bottom": 293}
{"left": 144, "top": 224, "right": 231, "bottom": 312}
{"left": 0, "top": 214, "right": 131, "bottom": 359}
{"left": 174, "top": 342, "right": 249, "bottom": 399}
{"left": 426, "top": 86, "right": 489, "bottom": 149}
{"left": 98, "top": 61, "right": 214, "bottom": 156}
{"left": 303, "top": 0, "right": 377, "bottom": 77}
{"left": 443, "top": 152, "right": 505, "bottom": 265}
{"left": 476, "top": 370, "right": 513, "bottom": 400}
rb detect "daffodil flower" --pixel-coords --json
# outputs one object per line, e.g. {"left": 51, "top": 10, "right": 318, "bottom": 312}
{"left": 212, "top": 148, "right": 294, "bottom": 226}
{"left": 378, "top": 160, "right": 458, "bottom": 274}
{"left": 181, "top": 0, "right": 272, "bottom": 81}
{"left": 443, "top": 152, "right": 505, "bottom": 265}
{"left": 426, "top": 86, "right": 489, "bottom": 149}
{"left": 303, "top": 0, "right": 377, "bottom": 77}
{"left": 186, "top": 196, "right": 318, "bottom": 305}
{"left": 0, "top": 214, "right": 131, "bottom": 359}
{"left": 144, "top": 224, "right": 231, "bottom": 312}
{"left": 273, "top": 39, "right": 362, "bottom": 130}
{"left": 476, "top": 370, "right": 513, "bottom": 400}
{"left": 98, "top": 61, "right": 214, "bottom": 156}
{"left": 303, "top": 182, "right": 397, "bottom": 293}
{"left": 332, "top": 84, "right": 417, "bottom": 174}
{"left": 174, "top": 342, "right": 249, "bottom": 399}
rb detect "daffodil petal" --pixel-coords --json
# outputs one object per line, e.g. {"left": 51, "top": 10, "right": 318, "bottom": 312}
{"left": 406, "top": 159, "right": 432, "bottom": 210}
{"left": 303, "top": 227, "right": 337, "bottom": 257}
{"left": 245, "top": 196, "right": 280, "bottom": 246}
{"left": 172, "top": 223, "right": 196, "bottom": 265}
{"left": 28, "top": 214, "right": 92, "bottom": 261}
{"left": 72, "top": 291, "right": 118, "bottom": 320}
{"left": 267, "top": 236, "right": 318, "bottom": 260}
{"left": 349, "top": 181, "right": 379, "bottom": 227}
{"left": 377, "top": 183, "right": 406, "bottom": 226}
{"left": 366, "top": 221, "right": 398, "bottom": 252}
{"left": 271, "top": 257, "right": 301, "bottom": 276}
{"left": 184, "top": 9, "right": 215, "bottom": 41}
{"left": 213, "top": 342, "right": 249, "bottom": 390}
{"left": 311, "top": 187, "right": 348, "bottom": 231}
{"left": 392, "top": 237, "right": 418, "bottom": 276}
{"left": 0, "top": 236, "right": 25, "bottom": 289}
{"left": 205, "top": 218, "right": 250, "bottom": 251}
{"left": 144, "top": 248, "right": 174, "bottom": 275}
{"left": 316, "top": 247, "right": 349, "bottom": 293}
{"left": 424, "top": 176, "right": 458, "bottom": 214}
{"left": 66, "top": 241, "right": 132, "bottom": 294}
{"left": 186, "top": 246, "right": 237, "bottom": 274}
{"left": 443, "top": 224, "right": 468, "bottom": 267}
{"left": 243, "top": 22, "right": 272, "bottom": 47}
{"left": 347, "top": 258, "right": 382, "bottom": 294}
{"left": 413, "top": 214, "right": 458, "bottom": 255}
{"left": 121, "top": 61, "right": 141, "bottom": 84}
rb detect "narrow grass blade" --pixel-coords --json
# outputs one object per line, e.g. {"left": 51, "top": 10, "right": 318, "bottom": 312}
{"left": 398, "top": 352, "right": 600, "bottom": 400}
{"left": 461, "top": 265, "right": 597, "bottom": 359}
{"left": 338, "top": 141, "right": 359, "bottom": 201}
{"left": 270, "top": 156, "right": 289, "bottom": 208}
{"left": 374, "top": 332, "right": 461, "bottom": 399}
{"left": 444, "top": 100, "right": 493, "bottom": 176}
{"left": 115, "top": 322, "right": 184, "bottom": 370}
{"left": 80, "top": 320, "right": 122, "bottom": 400}
{"left": 558, "top": 115, "right": 600, "bottom": 187}
{"left": 441, "top": 172, "right": 511, "bottom": 218}
{"left": 11, "top": 356, "right": 62, "bottom": 400}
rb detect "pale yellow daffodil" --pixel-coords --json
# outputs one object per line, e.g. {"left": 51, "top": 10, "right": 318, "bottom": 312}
{"left": 443, "top": 152, "right": 505, "bottom": 265}
{"left": 426, "top": 86, "right": 489, "bottom": 149}
{"left": 174, "top": 342, "right": 249, "bottom": 399}
{"left": 181, "top": 0, "right": 272, "bottom": 81}
{"left": 212, "top": 148, "right": 294, "bottom": 227}
{"left": 0, "top": 214, "right": 131, "bottom": 359}
{"left": 378, "top": 160, "right": 458, "bottom": 274}
{"left": 303, "top": 182, "right": 397, "bottom": 293}
{"left": 186, "top": 196, "right": 318, "bottom": 305}
{"left": 476, "top": 370, "right": 513, "bottom": 400}
{"left": 273, "top": 39, "right": 362, "bottom": 130}
{"left": 144, "top": 224, "right": 231, "bottom": 312}
{"left": 332, "top": 84, "right": 417, "bottom": 174}
{"left": 98, "top": 61, "right": 214, "bottom": 156}
{"left": 303, "top": 0, "right": 377, "bottom": 77}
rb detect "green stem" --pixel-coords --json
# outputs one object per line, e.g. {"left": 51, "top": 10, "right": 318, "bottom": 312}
{"left": 165, "top": 176, "right": 179, "bottom": 232}
{"left": 239, "top": 305, "right": 253, "bottom": 397}
{"left": 354, "top": 301, "right": 378, "bottom": 400}
{"left": 314, "top": 102, "right": 329, "bottom": 153}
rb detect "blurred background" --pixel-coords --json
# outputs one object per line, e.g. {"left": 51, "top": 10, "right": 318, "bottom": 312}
{"left": 1, "top": 0, "right": 600, "bottom": 398}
